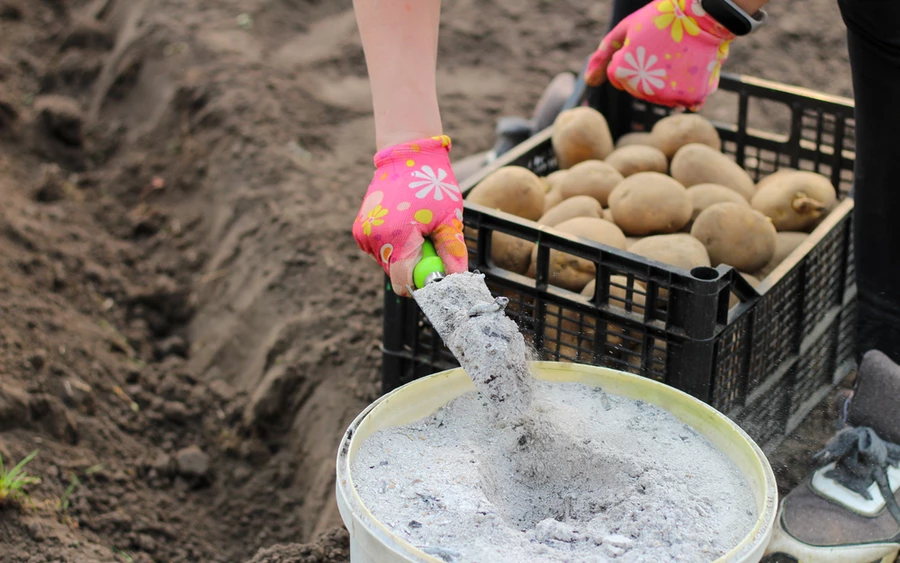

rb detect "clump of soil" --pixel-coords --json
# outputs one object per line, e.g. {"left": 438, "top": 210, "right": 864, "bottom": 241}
{"left": 0, "top": 0, "right": 852, "bottom": 561}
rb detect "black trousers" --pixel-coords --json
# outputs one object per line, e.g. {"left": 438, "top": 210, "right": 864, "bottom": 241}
{"left": 604, "top": 0, "right": 900, "bottom": 364}
{"left": 838, "top": 0, "right": 900, "bottom": 365}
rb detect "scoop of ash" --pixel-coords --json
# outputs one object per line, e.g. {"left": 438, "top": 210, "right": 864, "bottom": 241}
{"left": 412, "top": 272, "right": 535, "bottom": 420}
{"left": 412, "top": 272, "right": 621, "bottom": 531}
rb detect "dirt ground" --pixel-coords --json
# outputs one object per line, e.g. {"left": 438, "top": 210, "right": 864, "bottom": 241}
{"left": 0, "top": 0, "right": 854, "bottom": 562}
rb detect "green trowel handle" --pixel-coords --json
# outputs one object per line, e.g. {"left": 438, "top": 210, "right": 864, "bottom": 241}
{"left": 413, "top": 239, "right": 446, "bottom": 289}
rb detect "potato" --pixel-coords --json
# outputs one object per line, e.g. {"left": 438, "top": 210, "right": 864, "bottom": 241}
{"left": 551, "top": 106, "right": 614, "bottom": 169}
{"left": 650, "top": 113, "right": 722, "bottom": 160}
{"left": 544, "top": 185, "right": 565, "bottom": 213}
{"left": 538, "top": 195, "right": 604, "bottom": 227}
{"left": 729, "top": 272, "right": 761, "bottom": 308}
{"left": 741, "top": 272, "right": 761, "bottom": 288}
{"left": 755, "top": 168, "right": 796, "bottom": 192}
{"left": 691, "top": 202, "right": 777, "bottom": 272}
{"left": 466, "top": 165, "right": 546, "bottom": 220}
{"left": 604, "top": 145, "right": 668, "bottom": 178}
{"left": 603, "top": 207, "right": 615, "bottom": 223}
{"left": 587, "top": 276, "right": 647, "bottom": 340}
{"left": 687, "top": 183, "right": 751, "bottom": 221}
{"left": 462, "top": 225, "right": 534, "bottom": 276}
{"left": 545, "top": 169, "right": 568, "bottom": 191}
{"left": 607, "top": 172, "right": 692, "bottom": 236}
{"left": 547, "top": 275, "right": 647, "bottom": 357}
{"left": 753, "top": 231, "right": 809, "bottom": 278}
{"left": 581, "top": 276, "right": 647, "bottom": 314}
{"left": 670, "top": 143, "right": 755, "bottom": 201}
{"left": 538, "top": 177, "right": 552, "bottom": 193}
{"left": 750, "top": 170, "right": 837, "bottom": 231}
{"left": 626, "top": 236, "right": 642, "bottom": 249}
{"left": 531, "top": 217, "right": 627, "bottom": 292}
{"left": 626, "top": 341, "right": 667, "bottom": 373}
{"left": 628, "top": 233, "right": 711, "bottom": 271}
{"left": 615, "top": 131, "right": 660, "bottom": 150}
{"left": 804, "top": 199, "right": 840, "bottom": 233}
{"left": 543, "top": 304, "right": 590, "bottom": 360}
{"left": 491, "top": 232, "right": 535, "bottom": 275}
{"left": 556, "top": 159, "right": 624, "bottom": 206}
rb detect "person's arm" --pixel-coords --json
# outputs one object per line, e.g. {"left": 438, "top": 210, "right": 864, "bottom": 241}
{"left": 353, "top": 0, "right": 443, "bottom": 150}
{"left": 733, "top": 0, "right": 768, "bottom": 15}
{"left": 351, "top": 0, "right": 468, "bottom": 295}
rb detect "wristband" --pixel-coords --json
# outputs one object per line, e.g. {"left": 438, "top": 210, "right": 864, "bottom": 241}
{"left": 700, "top": 0, "right": 767, "bottom": 36}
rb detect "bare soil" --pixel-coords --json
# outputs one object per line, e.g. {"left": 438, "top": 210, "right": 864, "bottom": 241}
{"left": 0, "top": 0, "right": 852, "bottom": 562}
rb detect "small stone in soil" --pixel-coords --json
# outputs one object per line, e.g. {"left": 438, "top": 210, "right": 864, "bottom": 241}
{"left": 134, "top": 533, "right": 157, "bottom": 553}
{"left": 0, "top": 383, "right": 29, "bottom": 430}
{"left": 27, "top": 350, "right": 47, "bottom": 370}
{"left": 28, "top": 394, "right": 78, "bottom": 444}
{"left": 163, "top": 401, "right": 189, "bottom": 423}
{"left": 208, "top": 379, "right": 237, "bottom": 402}
{"left": 154, "top": 335, "right": 187, "bottom": 359}
{"left": 33, "top": 95, "right": 84, "bottom": 147}
{"left": 151, "top": 453, "right": 172, "bottom": 473}
{"left": 26, "top": 522, "right": 44, "bottom": 542}
{"left": 174, "top": 445, "right": 209, "bottom": 479}
{"left": 32, "top": 163, "right": 67, "bottom": 203}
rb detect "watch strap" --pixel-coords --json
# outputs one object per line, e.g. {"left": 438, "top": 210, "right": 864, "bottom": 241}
{"left": 700, "top": 0, "right": 768, "bottom": 36}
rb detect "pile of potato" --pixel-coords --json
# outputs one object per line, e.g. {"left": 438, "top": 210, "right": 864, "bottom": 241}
{"left": 464, "top": 107, "right": 840, "bottom": 358}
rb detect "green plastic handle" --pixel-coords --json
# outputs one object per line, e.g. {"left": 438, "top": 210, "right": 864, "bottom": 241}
{"left": 413, "top": 239, "right": 446, "bottom": 289}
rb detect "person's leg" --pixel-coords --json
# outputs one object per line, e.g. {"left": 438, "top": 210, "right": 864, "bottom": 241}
{"left": 587, "top": 0, "right": 652, "bottom": 140}
{"left": 838, "top": 0, "right": 900, "bottom": 364}
{"left": 761, "top": 7, "right": 900, "bottom": 560}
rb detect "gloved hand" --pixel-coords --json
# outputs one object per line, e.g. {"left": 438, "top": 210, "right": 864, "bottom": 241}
{"left": 353, "top": 135, "right": 469, "bottom": 296}
{"left": 585, "top": 0, "right": 735, "bottom": 110}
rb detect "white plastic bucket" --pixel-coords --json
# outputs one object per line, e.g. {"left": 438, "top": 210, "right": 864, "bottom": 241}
{"left": 336, "top": 361, "right": 778, "bottom": 563}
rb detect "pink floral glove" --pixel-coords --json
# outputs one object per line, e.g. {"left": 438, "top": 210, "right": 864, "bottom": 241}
{"left": 585, "top": 0, "right": 735, "bottom": 110}
{"left": 353, "top": 135, "right": 469, "bottom": 296}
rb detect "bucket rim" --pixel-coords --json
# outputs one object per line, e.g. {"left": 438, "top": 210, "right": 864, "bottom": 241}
{"left": 336, "top": 361, "right": 778, "bottom": 562}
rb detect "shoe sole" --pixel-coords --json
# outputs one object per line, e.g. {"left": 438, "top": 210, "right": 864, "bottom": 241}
{"left": 764, "top": 503, "right": 900, "bottom": 563}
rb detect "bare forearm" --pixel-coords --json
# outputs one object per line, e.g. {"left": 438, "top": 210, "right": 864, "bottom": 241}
{"left": 733, "top": 0, "right": 768, "bottom": 15}
{"left": 353, "top": 0, "right": 443, "bottom": 150}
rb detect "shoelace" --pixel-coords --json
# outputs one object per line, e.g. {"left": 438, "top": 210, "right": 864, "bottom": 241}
{"left": 814, "top": 426, "right": 900, "bottom": 523}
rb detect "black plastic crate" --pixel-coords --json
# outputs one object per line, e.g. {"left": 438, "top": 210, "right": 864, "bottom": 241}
{"left": 381, "top": 72, "right": 857, "bottom": 452}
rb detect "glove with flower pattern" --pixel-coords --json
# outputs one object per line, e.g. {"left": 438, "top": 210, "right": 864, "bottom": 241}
{"left": 585, "top": 0, "right": 735, "bottom": 111}
{"left": 353, "top": 135, "right": 469, "bottom": 296}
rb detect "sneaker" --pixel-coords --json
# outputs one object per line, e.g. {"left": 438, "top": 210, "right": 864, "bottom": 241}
{"left": 763, "top": 349, "right": 900, "bottom": 563}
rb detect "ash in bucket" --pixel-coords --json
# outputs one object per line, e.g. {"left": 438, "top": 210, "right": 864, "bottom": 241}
{"left": 352, "top": 272, "right": 758, "bottom": 561}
